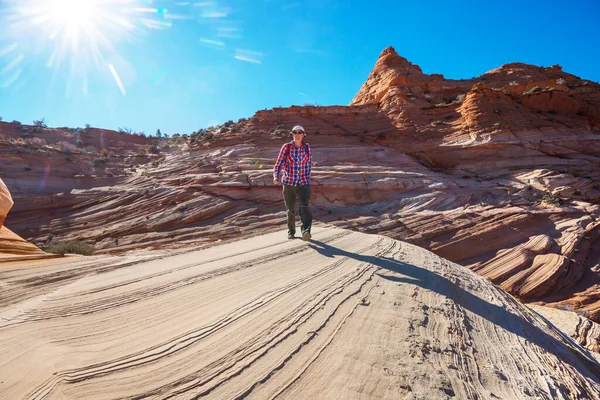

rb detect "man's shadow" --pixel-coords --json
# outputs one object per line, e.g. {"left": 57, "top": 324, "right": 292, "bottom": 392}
{"left": 308, "top": 239, "right": 600, "bottom": 383}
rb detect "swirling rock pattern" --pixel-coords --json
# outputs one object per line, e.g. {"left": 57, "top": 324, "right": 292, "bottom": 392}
{"left": 1, "top": 228, "right": 599, "bottom": 399}
{"left": 0, "top": 46, "right": 599, "bottom": 323}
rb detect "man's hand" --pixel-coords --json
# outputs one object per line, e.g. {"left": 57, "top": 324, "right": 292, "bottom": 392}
{"left": 273, "top": 178, "right": 280, "bottom": 185}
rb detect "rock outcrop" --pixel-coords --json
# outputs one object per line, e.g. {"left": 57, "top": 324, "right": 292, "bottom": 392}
{"left": 0, "top": 177, "right": 47, "bottom": 257}
{"left": 0, "top": 47, "right": 599, "bottom": 325}
{"left": 1, "top": 228, "right": 599, "bottom": 399}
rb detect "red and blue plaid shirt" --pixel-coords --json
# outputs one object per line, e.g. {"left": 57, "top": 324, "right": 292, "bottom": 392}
{"left": 273, "top": 141, "right": 312, "bottom": 186}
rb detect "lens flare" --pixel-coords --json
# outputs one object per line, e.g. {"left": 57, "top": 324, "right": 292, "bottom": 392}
{"left": 1, "top": 0, "right": 173, "bottom": 94}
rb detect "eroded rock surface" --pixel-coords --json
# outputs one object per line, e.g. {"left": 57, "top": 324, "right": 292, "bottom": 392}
{"left": 1, "top": 47, "right": 599, "bottom": 322}
{"left": 0, "top": 177, "right": 46, "bottom": 258}
{"left": 1, "top": 228, "right": 599, "bottom": 399}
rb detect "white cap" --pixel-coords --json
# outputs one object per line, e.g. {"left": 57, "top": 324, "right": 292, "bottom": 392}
{"left": 291, "top": 125, "right": 305, "bottom": 133}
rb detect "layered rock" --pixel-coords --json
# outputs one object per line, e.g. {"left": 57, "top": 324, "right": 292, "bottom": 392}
{"left": 0, "top": 47, "right": 599, "bottom": 325}
{"left": 1, "top": 228, "right": 600, "bottom": 398}
{"left": 0, "top": 177, "right": 47, "bottom": 257}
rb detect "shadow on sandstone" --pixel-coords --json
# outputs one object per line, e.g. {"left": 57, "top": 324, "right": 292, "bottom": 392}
{"left": 308, "top": 239, "right": 600, "bottom": 384}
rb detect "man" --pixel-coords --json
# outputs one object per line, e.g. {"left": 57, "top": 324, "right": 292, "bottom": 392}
{"left": 273, "top": 125, "right": 313, "bottom": 241}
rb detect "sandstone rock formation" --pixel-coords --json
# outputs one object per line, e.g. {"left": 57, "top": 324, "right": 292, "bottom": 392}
{"left": 0, "top": 47, "right": 599, "bottom": 325}
{"left": 1, "top": 228, "right": 599, "bottom": 399}
{"left": 0, "top": 176, "right": 47, "bottom": 258}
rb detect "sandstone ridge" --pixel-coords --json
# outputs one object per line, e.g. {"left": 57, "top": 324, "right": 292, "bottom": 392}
{"left": 0, "top": 47, "right": 599, "bottom": 327}
{"left": 1, "top": 228, "right": 599, "bottom": 399}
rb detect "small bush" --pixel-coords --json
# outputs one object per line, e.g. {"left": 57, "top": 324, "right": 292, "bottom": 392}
{"left": 542, "top": 193, "right": 561, "bottom": 207}
{"left": 149, "top": 145, "right": 160, "bottom": 154}
{"left": 45, "top": 240, "right": 94, "bottom": 255}
{"left": 32, "top": 118, "right": 47, "bottom": 132}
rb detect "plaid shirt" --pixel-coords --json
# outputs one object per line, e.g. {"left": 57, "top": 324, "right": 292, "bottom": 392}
{"left": 273, "top": 141, "right": 312, "bottom": 186}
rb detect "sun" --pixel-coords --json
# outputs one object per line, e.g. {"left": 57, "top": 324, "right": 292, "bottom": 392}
{"left": 44, "top": 0, "right": 100, "bottom": 52}
{"left": 2, "top": 0, "right": 170, "bottom": 94}
{"left": 48, "top": 0, "right": 95, "bottom": 35}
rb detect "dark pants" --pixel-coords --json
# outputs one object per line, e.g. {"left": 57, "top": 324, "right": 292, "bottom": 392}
{"left": 283, "top": 184, "right": 312, "bottom": 236}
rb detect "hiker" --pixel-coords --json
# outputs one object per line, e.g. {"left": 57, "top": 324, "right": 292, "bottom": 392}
{"left": 273, "top": 125, "right": 313, "bottom": 241}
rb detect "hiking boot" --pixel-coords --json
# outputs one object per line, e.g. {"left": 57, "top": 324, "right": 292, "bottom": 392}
{"left": 288, "top": 234, "right": 295, "bottom": 240}
{"left": 302, "top": 232, "right": 311, "bottom": 241}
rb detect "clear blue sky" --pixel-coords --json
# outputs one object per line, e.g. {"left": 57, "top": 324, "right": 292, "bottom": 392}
{"left": 1, "top": 0, "right": 599, "bottom": 135}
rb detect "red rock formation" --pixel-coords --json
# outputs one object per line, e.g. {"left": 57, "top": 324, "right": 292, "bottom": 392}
{"left": 1, "top": 47, "right": 600, "bottom": 323}
{"left": 0, "top": 177, "right": 47, "bottom": 257}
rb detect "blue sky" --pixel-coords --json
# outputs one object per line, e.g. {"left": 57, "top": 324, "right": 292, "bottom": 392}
{"left": 1, "top": 0, "right": 599, "bottom": 136}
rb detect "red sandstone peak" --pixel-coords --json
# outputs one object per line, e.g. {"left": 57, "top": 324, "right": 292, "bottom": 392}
{"left": 351, "top": 47, "right": 435, "bottom": 107}
{"left": 376, "top": 46, "right": 420, "bottom": 71}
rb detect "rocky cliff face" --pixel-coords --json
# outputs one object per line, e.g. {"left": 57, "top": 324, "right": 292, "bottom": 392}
{"left": 0, "top": 177, "right": 47, "bottom": 257}
{"left": 1, "top": 46, "right": 599, "bottom": 323}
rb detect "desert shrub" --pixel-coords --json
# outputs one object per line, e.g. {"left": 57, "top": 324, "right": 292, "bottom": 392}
{"left": 32, "top": 118, "right": 47, "bottom": 133}
{"left": 45, "top": 240, "right": 94, "bottom": 255}
{"left": 149, "top": 145, "right": 160, "bottom": 154}
{"left": 33, "top": 118, "right": 47, "bottom": 127}
{"left": 542, "top": 193, "right": 561, "bottom": 207}
{"left": 93, "top": 158, "right": 107, "bottom": 166}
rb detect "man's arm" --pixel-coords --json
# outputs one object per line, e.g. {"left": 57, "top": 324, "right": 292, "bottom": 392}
{"left": 273, "top": 144, "right": 288, "bottom": 184}
{"left": 306, "top": 144, "right": 312, "bottom": 177}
